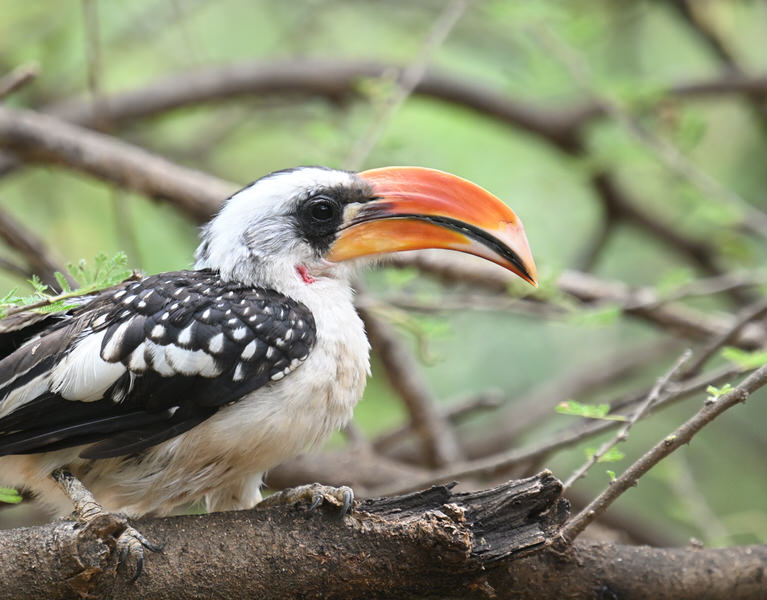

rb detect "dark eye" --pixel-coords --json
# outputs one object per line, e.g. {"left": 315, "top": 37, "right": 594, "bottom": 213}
{"left": 297, "top": 195, "right": 343, "bottom": 248}
{"left": 310, "top": 198, "right": 336, "bottom": 222}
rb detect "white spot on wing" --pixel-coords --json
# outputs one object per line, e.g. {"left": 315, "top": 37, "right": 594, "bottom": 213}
{"left": 233, "top": 363, "right": 245, "bottom": 381}
{"left": 241, "top": 340, "right": 256, "bottom": 360}
{"left": 232, "top": 327, "right": 247, "bottom": 340}
{"left": 178, "top": 322, "right": 194, "bottom": 345}
{"left": 164, "top": 345, "right": 221, "bottom": 377}
{"left": 128, "top": 343, "right": 147, "bottom": 371}
{"left": 208, "top": 332, "right": 224, "bottom": 354}
{"left": 151, "top": 324, "right": 165, "bottom": 340}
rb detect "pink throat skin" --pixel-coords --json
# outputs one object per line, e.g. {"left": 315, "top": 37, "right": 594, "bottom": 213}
{"left": 296, "top": 265, "right": 316, "bottom": 284}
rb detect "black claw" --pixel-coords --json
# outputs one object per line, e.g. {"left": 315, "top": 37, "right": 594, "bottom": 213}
{"left": 308, "top": 494, "right": 323, "bottom": 513}
{"left": 341, "top": 490, "right": 353, "bottom": 517}
{"left": 141, "top": 538, "right": 165, "bottom": 553}
{"left": 130, "top": 555, "right": 144, "bottom": 583}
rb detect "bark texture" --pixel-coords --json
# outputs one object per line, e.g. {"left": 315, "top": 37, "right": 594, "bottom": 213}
{"left": 1, "top": 472, "right": 765, "bottom": 599}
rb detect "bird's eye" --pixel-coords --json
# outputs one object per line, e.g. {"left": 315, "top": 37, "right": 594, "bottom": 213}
{"left": 310, "top": 199, "right": 336, "bottom": 222}
{"left": 297, "top": 194, "right": 343, "bottom": 249}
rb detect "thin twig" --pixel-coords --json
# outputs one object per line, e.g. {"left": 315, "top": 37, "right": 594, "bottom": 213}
{"left": 0, "top": 205, "right": 75, "bottom": 289}
{"left": 0, "top": 256, "right": 34, "bottom": 280}
{"left": 683, "top": 297, "right": 767, "bottom": 377}
{"left": 372, "top": 390, "right": 502, "bottom": 454}
{"left": 562, "top": 349, "right": 692, "bottom": 490}
{"left": 464, "top": 340, "right": 677, "bottom": 460}
{"left": 343, "top": 0, "right": 473, "bottom": 170}
{"left": 557, "top": 360, "right": 767, "bottom": 545}
{"left": 0, "top": 64, "right": 39, "bottom": 100}
{"left": 372, "top": 363, "right": 740, "bottom": 496}
{"left": 2, "top": 270, "right": 141, "bottom": 318}
{"left": 387, "top": 253, "right": 767, "bottom": 349}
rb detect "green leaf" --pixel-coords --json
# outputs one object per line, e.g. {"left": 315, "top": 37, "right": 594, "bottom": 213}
{"left": 54, "top": 271, "right": 71, "bottom": 294}
{"left": 585, "top": 446, "right": 625, "bottom": 463}
{"left": 0, "top": 253, "right": 134, "bottom": 319}
{"left": 556, "top": 400, "right": 627, "bottom": 421}
{"left": 29, "top": 274, "right": 47, "bottom": 295}
{"left": 721, "top": 347, "right": 767, "bottom": 370}
{"left": 599, "top": 447, "right": 625, "bottom": 463}
{"left": 706, "top": 383, "right": 734, "bottom": 402}
{"left": 606, "top": 469, "right": 617, "bottom": 482}
{"left": 0, "top": 486, "right": 22, "bottom": 504}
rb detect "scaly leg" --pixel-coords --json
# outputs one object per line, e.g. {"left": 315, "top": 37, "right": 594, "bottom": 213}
{"left": 257, "top": 483, "right": 354, "bottom": 516}
{"left": 51, "top": 468, "right": 163, "bottom": 580}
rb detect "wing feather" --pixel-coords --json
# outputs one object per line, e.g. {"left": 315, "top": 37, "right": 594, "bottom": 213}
{"left": 0, "top": 269, "right": 316, "bottom": 458}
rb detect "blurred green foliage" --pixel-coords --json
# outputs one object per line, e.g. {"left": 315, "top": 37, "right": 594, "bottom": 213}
{"left": 0, "top": 0, "right": 766, "bottom": 544}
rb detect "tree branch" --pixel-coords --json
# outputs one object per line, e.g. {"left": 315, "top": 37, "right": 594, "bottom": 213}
{"left": 371, "top": 362, "right": 741, "bottom": 496}
{"left": 559, "top": 359, "right": 767, "bottom": 544}
{"left": 563, "top": 349, "right": 692, "bottom": 490}
{"left": 0, "top": 63, "right": 38, "bottom": 100}
{"left": 0, "top": 105, "right": 234, "bottom": 223}
{"left": 0, "top": 205, "right": 75, "bottom": 288}
{"left": 0, "top": 473, "right": 569, "bottom": 599}
{"left": 388, "top": 252, "right": 766, "bottom": 347}
{"left": 2, "top": 471, "right": 764, "bottom": 599}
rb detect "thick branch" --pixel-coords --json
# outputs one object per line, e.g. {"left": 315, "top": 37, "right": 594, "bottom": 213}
{"left": 0, "top": 473, "right": 567, "bottom": 599}
{"left": 0, "top": 105, "right": 234, "bottom": 222}
{"left": 1, "top": 472, "right": 764, "bottom": 599}
{"left": 41, "top": 59, "right": 767, "bottom": 149}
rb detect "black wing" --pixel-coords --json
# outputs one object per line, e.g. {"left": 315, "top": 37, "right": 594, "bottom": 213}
{"left": 0, "top": 269, "right": 316, "bottom": 458}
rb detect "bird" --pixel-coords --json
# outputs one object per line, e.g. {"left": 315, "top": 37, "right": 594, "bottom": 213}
{"left": 0, "top": 165, "right": 536, "bottom": 566}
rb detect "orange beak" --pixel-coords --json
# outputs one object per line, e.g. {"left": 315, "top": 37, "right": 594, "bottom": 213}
{"left": 327, "top": 166, "right": 538, "bottom": 286}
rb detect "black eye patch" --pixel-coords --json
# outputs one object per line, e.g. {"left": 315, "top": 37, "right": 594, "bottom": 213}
{"left": 295, "top": 195, "right": 343, "bottom": 252}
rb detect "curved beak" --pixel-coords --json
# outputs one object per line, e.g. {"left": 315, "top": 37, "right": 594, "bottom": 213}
{"left": 327, "top": 166, "right": 538, "bottom": 286}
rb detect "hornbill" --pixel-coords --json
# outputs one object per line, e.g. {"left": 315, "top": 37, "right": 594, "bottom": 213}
{"left": 0, "top": 166, "right": 536, "bottom": 570}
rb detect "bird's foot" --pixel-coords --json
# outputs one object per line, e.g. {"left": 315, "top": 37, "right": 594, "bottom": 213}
{"left": 117, "top": 523, "right": 165, "bottom": 582}
{"left": 51, "top": 468, "right": 163, "bottom": 580}
{"left": 258, "top": 483, "right": 355, "bottom": 517}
